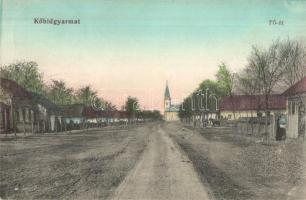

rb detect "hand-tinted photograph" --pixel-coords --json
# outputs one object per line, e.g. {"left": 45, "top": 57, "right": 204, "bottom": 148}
{"left": 0, "top": 0, "right": 305, "bottom": 199}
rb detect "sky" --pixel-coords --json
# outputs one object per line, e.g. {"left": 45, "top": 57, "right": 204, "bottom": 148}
{"left": 1, "top": 0, "right": 306, "bottom": 111}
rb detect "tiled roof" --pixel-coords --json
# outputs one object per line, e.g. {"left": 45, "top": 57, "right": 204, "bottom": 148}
{"left": 61, "top": 104, "right": 85, "bottom": 117}
{"left": 220, "top": 95, "right": 286, "bottom": 111}
{"left": 83, "top": 106, "right": 128, "bottom": 118}
{"left": 1, "top": 78, "right": 59, "bottom": 111}
{"left": 283, "top": 76, "right": 306, "bottom": 96}
{"left": 0, "top": 78, "right": 32, "bottom": 100}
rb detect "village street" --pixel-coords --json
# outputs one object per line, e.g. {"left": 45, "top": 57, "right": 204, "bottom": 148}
{"left": 1, "top": 122, "right": 305, "bottom": 200}
{"left": 0, "top": 125, "right": 152, "bottom": 199}
{"left": 110, "top": 124, "right": 210, "bottom": 200}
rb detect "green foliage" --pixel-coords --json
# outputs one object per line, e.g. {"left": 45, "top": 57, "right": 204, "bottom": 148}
{"left": 136, "top": 110, "right": 162, "bottom": 120}
{"left": 75, "top": 86, "right": 97, "bottom": 106}
{"left": 124, "top": 96, "right": 139, "bottom": 118}
{"left": 47, "top": 80, "right": 75, "bottom": 106}
{"left": 103, "top": 101, "right": 117, "bottom": 111}
{"left": 216, "top": 63, "right": 235, "bottom": 96}
{"left": 178, "top": 79, "right": 224, "bottom": 120}
{"left": 178, "top": 98, "right": 193, "bottom": 119}
{"left": 0, "top": 61, "right": 46, "bottom": 95}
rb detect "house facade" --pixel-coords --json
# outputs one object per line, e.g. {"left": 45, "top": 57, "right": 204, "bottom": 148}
{"left": 61, "top": 104, "right": 86, "bottom": 130}
{"left": 220, "top": 95, "right": 287, "bottom": 120}
{"left": 0, "top": 78, "right": 61, "bottom": 134}
{"left": 220, "top": 76, "right": 306, "bottom": 139}
{"left": 84, "top": 106, "right": 129, "bottom": 125}
{"left": 283, "top": 77, "right": 306, "bottom": 138}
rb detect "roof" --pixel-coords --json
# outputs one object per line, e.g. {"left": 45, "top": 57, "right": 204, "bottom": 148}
{"left": 30, "top": 92, "right": 59, "bottom": 111}
{"left": 61, "top": 104, "right": 85, "bottom": 117}
{"left": 79, "top": 106, "right": 129, "bottom": 119}
{"left": 283, "top": 76, "right": 306, "bottom": 96}
{"left": 220, "top": 95, "right": 287, "bottom": 111}
{"left": 0, "top": 102, "right": 10, "bottom": 108}
{"left": 1, "top": 78, "right": 59, "bottom": 111}
{"left": 164, "top": 83, "right": 171, "bottom": 99}
{"left": 0, "top": 78, "right": 32, "bottom": 100}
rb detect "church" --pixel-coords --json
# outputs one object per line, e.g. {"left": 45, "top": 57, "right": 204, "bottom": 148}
{"left": 163, "top": 82, "right": 180, "bottom": 121}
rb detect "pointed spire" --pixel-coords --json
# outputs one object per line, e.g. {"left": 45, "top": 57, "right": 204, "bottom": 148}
{"left": 164, "top": 81, "right": 171, "bottom": 100}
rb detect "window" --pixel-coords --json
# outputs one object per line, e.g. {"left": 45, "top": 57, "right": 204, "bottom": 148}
{"left": 228, "top": 114, "right": 232, "bottom": 119}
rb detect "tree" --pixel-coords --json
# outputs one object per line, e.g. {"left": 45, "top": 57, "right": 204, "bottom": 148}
{"left": 237, "top": 68, "right": 262, "bottom": 135}
{"left": 0, "top": 61, "right": 46, "bottom": 94}
{"left": 103, "top": 101, "right": 117, "bottom": 111}
{"left": 216, "top": 63, "right": 235, "bottom": 96}
{"left": 178, "top": 98, "right": 193, "bottom": 122}
{"left": 246, "top": 41, "right": 286, "bottom": 139}
{"left": 124, "top": 96, "right": 139, "bottom": 122}
{"left": 279, "top": 39, "right": 306, "bottom": 88}
{"left": 47, "top": 80, "right": 74, "bottom": 105}
{"left": 178, "top": 79, "right": 225, "bottom": 123}
{"left": 137, "top": 110, "right": 162, "bottom": 121}
{"left": 216, "top": 63, "right": 236, "bottom": 119}
{"left": 75, "top": 86, "right": 97, "bottom": 106}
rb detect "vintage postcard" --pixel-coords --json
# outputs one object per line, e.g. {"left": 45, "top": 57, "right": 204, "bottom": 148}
{"left": 0, "top": 0, "right": 305, "bottom": 199}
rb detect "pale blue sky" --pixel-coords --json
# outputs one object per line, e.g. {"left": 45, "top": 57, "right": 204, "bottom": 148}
{"left": 1, "top": 0, "right": 306, "bottom": 110}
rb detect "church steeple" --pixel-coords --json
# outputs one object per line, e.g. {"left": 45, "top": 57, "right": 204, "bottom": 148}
{"left": 164, "top": 80, "right": 171, "bottom": 100}
{"left": 164, "top": 81, "right": 171, "bottom": 111}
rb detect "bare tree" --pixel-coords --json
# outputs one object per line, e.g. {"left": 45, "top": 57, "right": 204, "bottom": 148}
{"left": 247, "top": 41, "right": 285, "bottom": 139}
{"left": 237, "top": 68, "right": 261, "bottom": 135}
{"left": 279, "top": 39, "right": 306, "bottom": 88}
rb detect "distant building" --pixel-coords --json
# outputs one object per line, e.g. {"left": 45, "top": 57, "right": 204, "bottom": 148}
{"left": 84, "top": 106, "right": 128, "bottom": 124}
{"left": 220, "top": 94, "right": 287, "bottom": 120}
{"left": 61, "top": 104, "right": 86, "bottom": 129}
{"left": 163, "top": 82, "right": 179, "bottom": 121}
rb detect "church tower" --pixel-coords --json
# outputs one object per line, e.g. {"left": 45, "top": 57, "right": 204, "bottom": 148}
{"left": 164, "top": 81, "right": 171, "bottom": 111}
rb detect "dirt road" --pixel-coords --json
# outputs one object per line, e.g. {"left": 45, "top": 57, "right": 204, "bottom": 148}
{"left": 166, "top": 122, "right": 306, "bottom": 200}
{"left": 0, "top": 125, "right": 151, "bottom": 199}
{"left": 110, "top": 124, "right": 211, "bottom": 200}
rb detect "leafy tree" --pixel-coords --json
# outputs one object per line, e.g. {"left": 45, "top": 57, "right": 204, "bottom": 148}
{"left": 179, "top": 79, "right": 225, "bottom": 122}
{"left": 216, "top": 63, "right": 236, "bottom": 96}
{"left": 178, "top": 97, "right": 193, "bottom": 122}
{"left": 216, "top": 63, "right": 236, "bottom": 119}
{"left": 104, "top": 101, "right": 117, "bottom": 111}
{"left": 47, "top": 80, "right": 74, "bottom": 105}
{"left": 75, "top": 86, "right": 97, "bottom": 106}
{"left": 124, "top": 96, "right": 139, "bottom": 121}
{"left": 0, "top": 61, "right": 46, "bottom": 94}
{"left": 196, "top": 79, "right": 225, "bottom": 111}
